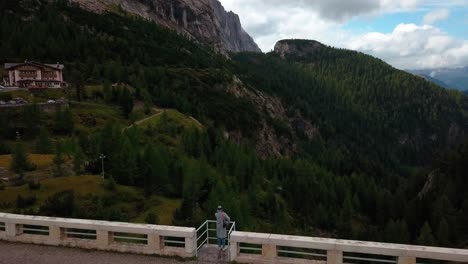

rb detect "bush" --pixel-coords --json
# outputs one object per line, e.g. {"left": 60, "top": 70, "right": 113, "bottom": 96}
{"left": 0, "top": 93, "right": 12, "bottom": 101}
{"left": 16, "top": 195, "right": 37, "bottom": 209}
{"left": 39, "top": 190, "right": 75, "bottom": 217}
{"left": 105, "top": 176, "right": 116, "bottom": 191}
{"left": 28, "top": 180, "right": 41, "bottom": 190}
{"left": 11, "top": 177, "right": 26, "bottom": 187}
{"left": 145, "top": 211, "right": 159, "bottom": 224}
{"left": 0, "top": 142, "right": 10, "bottom": 154}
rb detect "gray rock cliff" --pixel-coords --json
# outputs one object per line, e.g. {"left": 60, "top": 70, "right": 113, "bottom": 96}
{"left": 274, "top": 39, "right": 325, "bottom": 58}
{"left": 71, "top": 0, "right": 261, "bottom": 53}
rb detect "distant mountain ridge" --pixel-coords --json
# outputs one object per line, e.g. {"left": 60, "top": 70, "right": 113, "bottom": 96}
{"left": 409, "top": 66, "right": 468, "bottom": 91}
{"left": 70, "top": 0, "right": 261, "bottom": 53}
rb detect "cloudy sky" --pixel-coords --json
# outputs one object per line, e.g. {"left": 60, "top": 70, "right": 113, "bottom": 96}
{"left": 219, "top": 0, "right": 468, "bottom": 69}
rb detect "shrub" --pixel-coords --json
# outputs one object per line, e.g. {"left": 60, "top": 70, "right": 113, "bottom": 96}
{"left": 0, "top": 142, "right": 10, "bottom": 154}
{"left": 16, "top": 195, "right": 37, "bottom": 209}
{"left": 105, "top": 176, "right": 116, "bottom": 191}
{"left": 28, "top": 180, "right": 41, "bottom": 190}
{"left": 39, "top": 190, "right": 75, "bottom": 217}
{"left": 0, "top": 93, "right": 12, "bottom": 101}
{"left": 145, "top": 211, "right": 159, "bottom": 224}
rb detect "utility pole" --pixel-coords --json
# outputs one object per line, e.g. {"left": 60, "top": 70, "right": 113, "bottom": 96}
{"left": 99, "top": 154, "right": 106, "bottom": 179}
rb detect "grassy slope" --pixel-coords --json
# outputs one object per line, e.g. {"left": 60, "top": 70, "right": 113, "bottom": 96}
{"left": 0, "top": 175, "right": 181, "bottom": 225}
{"left": 134, "top": 109, "right": 203, "bottom": 130}
{"left": 0, "top": 89, "right": 67, "bottom": 103}
{"left": 0, "top": 154, "right": 54, "bottom": 178}
{"left": 71, "top": 101, "right": 124, "bottom": 131}
{"left": 0, "top": 105, "right": 189, "bottom": 224}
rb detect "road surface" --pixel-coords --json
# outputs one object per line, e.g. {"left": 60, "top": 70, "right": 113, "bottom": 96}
{"left": 0, "top": 241, "right": 227, "bottom": 264}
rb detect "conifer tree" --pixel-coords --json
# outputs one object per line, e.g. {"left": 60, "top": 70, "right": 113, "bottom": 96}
{"left": 53, "top": 143, "right": 66, "bottom": 177}
{"left": 11, "top": 140, "right": 34, "bottom": 176}
{"left": 417, "top": 222, "right": 436, "bottom": 246}
{"left": 436, "top": 218, "right": 449, "bottom": 246}
{"left": 73, "top": 147, "right": 86, "bottom": 175}
{"left": 112, "top": 136, "right": 138, "bottom": 185}
{"left": 35, "top": 127, "right": 53, "bottom": 154}
{"left": 119, "top": 88, "right": 134, "bottom": 118}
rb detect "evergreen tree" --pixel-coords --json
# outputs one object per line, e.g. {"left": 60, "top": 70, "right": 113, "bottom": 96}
{"left": 395, "top": 220, "right": 410, "bottom": 244}
{"left": 384, "top": 220, "right": 398, "bottom": 243}
{"left": 112, "top": 136, "right": 138, "bottom": 185}
{"left": 54, "top": 107, "right": 74, "bottom": 134}
{"left": 73, "top": 147, "right": 86, "bottom": 175}
{"left": 11, "top": 140, "right": 34, "bottom": 176}
{"left": 119, "top": 87, "right": 134, "bottom": 118}
{"left": 141, "top": 145, "right": 169, "bottom": 195}
{"left": 53, "top": 143, "right": 66, "bottom": 177}
{"left": 35, "top": 127, "right": 53, "bottom": 154}
{"left": 71, "top": 69, "right": 85, "bottom": 101}
{"left": 417, "top": 222, "right": 436, "bottom": 246}
{"left": 145, "top": 212, "right": 159, "bottom": 224}
{"left": 62, "top": 108, "right": 74, "bottom": 133}
{"left": 436, "top": 218, "right": 449, "bottom": 246}
{"left": 22, "top": 103, "right": 41, "bottom": 138}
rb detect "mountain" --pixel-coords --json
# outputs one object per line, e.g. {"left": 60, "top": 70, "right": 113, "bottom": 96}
{"left": 409, "top": 67, "right": 468, "bottom": 91}
{"left": 233, "top": 39, "right": 468, "bottom": 166}
{"left": 2, "top": 1, "right": 468, "bottom": 248}
{"left": 70, "top": 0, "right": 261, "bottom": 53}
{"left": 415, "top": 74, "right": 452, "bottom": 90}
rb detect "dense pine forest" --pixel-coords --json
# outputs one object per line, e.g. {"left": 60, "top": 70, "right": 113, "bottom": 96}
{"left": 1, "top": 0, "right": 468, "bottom": 249}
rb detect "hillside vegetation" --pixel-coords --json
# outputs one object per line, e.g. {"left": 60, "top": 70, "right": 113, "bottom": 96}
{"left": 0, "top": 175, "right": 180, "bottom": 225}
{"left": 1, "top": 0, "right": 468, "bottom": 249}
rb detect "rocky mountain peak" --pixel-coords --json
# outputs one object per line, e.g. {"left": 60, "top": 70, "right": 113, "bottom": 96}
{"left": 70, "top": 0, "right": 261, "bottom": 53}
{"left": 274, "top": 39, "right": 325, "bottom": 58}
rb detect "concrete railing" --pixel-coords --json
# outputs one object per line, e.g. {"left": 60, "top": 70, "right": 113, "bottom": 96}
{"left": 0, "top": 213, "right": 197, "bottom": 258}
{"left": 230, "top": 231, "right": 468, "bottom": 264}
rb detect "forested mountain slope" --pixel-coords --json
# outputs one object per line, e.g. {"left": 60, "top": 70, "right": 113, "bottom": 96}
{"left": 1, "top": 0, "right": 468, "bottom": 249}
{"left": 233, "top": 39, "right": 468, "bottom": 173}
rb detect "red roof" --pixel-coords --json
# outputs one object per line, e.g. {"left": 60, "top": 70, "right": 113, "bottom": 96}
{"left": 4, "top": 61, "right": 64, "bottom": 70}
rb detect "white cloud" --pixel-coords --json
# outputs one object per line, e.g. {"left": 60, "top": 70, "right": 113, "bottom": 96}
{"left": 423, "top": 9, "right": 450, "bottom": 24}
{"left": 219, "top": 0, "right": 468, "bottom": 69}
{"left": 221, "top": 0, "right": 421, "bottom": 23}
{"left": 347, "top": 24, "right": 468, "bottom": 69}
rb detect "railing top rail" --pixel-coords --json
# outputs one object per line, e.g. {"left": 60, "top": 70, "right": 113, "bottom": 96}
{"left": 231, "top": 231, "right": 468, "bottom": 262}
{"left": 0, "top": 213, "right": 195, "bottom": 237}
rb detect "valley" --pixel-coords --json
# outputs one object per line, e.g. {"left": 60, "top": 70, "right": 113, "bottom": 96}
{"left": 1, "top": 0, "right": 468, "bottom": 250}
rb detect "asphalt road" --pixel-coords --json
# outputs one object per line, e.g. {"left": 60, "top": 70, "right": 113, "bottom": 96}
{"left": 0, "top": 241, "right": 202, "bottom": 264}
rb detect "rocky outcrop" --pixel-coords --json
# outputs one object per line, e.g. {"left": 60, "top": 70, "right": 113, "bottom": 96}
{"left": 226, "top": 76, "right": 319, "bottom": 158}
{"left": 210, "top": 0, "right": 260, "bottom": 53}
{"left": 274, "top": 39, "right": 325, "bottom": 59}
{"left": 70, "top": 0, "right": 261, "bottom": 53}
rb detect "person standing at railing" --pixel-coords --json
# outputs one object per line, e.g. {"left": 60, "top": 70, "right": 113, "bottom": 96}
{"left": 215, "top": 205, "right": 231, "bottom": 251}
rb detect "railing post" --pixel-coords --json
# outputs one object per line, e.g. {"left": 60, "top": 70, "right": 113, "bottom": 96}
{"left": 398, "top": 256, "right": 416, "bottom": 264}
{"left": 96, "top": 230, "right": 112, "bottom": 248}
{"left": 229, "top": 241, "right": 239, "bottom": 261}
{"left": 327, "top": 250, "right": 343, "bottom": 264}
{"left": 49, "top": 226, "right": 63, "bottom": 244}
{"left": 185, "top": 231, "right": 197, "bottom": 256}
{"left": 262, "top": 244, "right": 277, "bottom": 259}
{"left": 206, "top": 221, "right": 209, "bottom": 245}
{"left": 5, "top": 223, "right": 22, "bottom": 237}
{"left": 148, "top": 233, "right": 163, "bottom": 252}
